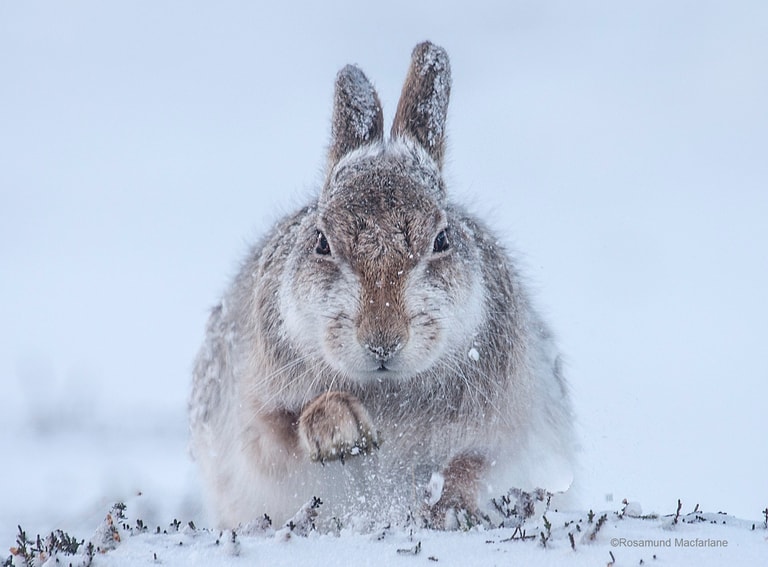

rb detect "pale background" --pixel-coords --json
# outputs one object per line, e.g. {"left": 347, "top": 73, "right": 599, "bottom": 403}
{"left": 2, "top": 0, "right": 766, "bottom": 541}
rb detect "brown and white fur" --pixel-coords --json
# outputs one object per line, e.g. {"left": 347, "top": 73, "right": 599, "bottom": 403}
{"left": 189, "top": 42, "right": 575, "bottom": 530}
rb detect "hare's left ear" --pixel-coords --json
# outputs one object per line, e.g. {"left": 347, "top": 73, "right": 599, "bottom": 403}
{"left": 391, "top": 42, "right": 451, "bottom": 169}
{"left": 328, "top": 65, "right": 384, "bottom": 168}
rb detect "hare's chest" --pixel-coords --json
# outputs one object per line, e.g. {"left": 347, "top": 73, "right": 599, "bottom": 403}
{"left": 370, "top": 402, "right": 483, "bottom": 461}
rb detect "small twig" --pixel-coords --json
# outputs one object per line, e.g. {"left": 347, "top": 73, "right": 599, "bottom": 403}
{"left": 396, "top": 541, "right": 422, "bottom": 555}
{"left": 539, "top": 515, "right": 552, "bottom": 548}
{"left": 500, "top": 525, "right": 536, "bottom": 542}
{"left": 673, "top": 499, "right": 682, "bottom": 525}
{"left": 588, "top": 514, "right": 608, "bottom": 542}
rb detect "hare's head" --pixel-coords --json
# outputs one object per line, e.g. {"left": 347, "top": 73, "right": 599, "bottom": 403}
{"left": 281, "top": 43, "right": 485, "bottom": 382}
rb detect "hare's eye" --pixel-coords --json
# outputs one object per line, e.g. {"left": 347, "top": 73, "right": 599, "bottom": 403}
{"left": 315, "top": 231, "right": 331, "bottom": 255}
{"left": 432, "top": 229, "right": 450, "bottom": 253}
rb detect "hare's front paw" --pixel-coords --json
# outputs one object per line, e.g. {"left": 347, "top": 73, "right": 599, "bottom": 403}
{"left": 298, "top": 391, "right": 380, "bottom": 464}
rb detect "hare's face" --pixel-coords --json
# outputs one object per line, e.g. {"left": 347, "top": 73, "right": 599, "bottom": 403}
{"left": 281, "top": 147, "right": 484, "bottom": 382}
{"left": 278, "top": 43, "right": 482, "bottom": 382}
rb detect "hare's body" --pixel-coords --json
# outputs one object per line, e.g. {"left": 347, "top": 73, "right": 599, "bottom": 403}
{"left": 190, "top": 43, "right": 575, "bottom": 529}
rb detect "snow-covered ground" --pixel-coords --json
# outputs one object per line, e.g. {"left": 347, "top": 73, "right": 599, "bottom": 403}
{"left": 5, "top": 498, "right": 767, "bottom": 566}
{"left": 2, "top": 0, "right": 767, "bottom": 564}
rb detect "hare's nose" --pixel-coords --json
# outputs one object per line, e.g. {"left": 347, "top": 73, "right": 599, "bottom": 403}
{"left": 365, "top": 341, "right": 403, "bottom": 363}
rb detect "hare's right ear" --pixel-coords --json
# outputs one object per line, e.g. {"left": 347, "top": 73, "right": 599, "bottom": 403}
{"left": 328, "top": 65, "right": 384, "bottom": 168}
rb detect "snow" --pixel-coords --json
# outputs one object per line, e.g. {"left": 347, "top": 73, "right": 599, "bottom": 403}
{"left": 5, "top": 499, "right": 767, "bottom": 566}
{"left": 426, "top": 472, "right": 445, "bottom": 507}
{"left": 1, "top": 0, "right": 767, "bottom": 565}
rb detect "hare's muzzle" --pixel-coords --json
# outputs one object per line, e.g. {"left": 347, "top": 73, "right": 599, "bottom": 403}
{"left": 365, "top": 339, "right": 403, "bottom": 366}
{"left": 354, "top": 270, "right": 412, "bottom": 371}
{"left": 359, "top": 325, "right": 408, "bottom": 369}
{"left": 356, "top": 310, "right": 409, "bottom": 371}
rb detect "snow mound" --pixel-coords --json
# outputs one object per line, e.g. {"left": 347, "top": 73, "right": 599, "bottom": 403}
{"left": 5, "top": 500, "right": 766, "bottom": 566}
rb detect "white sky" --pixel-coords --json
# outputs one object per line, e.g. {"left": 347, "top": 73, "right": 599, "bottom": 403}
{"left": 1, "top": 0, "right": 766, "bottom": 530}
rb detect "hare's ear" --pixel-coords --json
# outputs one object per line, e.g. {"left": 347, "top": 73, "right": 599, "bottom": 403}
{"left": 391, "top": 42, "right": 451, "bottom": 169}
{"left": 328, "top": 65, "right": 384, "bottom": 167}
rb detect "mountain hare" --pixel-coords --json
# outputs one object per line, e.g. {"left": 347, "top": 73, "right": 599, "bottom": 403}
{"left": 189, "top": 41, "right": 575, "bottom": 530}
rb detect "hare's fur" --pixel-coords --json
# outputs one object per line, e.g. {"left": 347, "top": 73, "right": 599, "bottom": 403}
{"left": 189, "top": 42, "right": 575, "bottom": 529}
